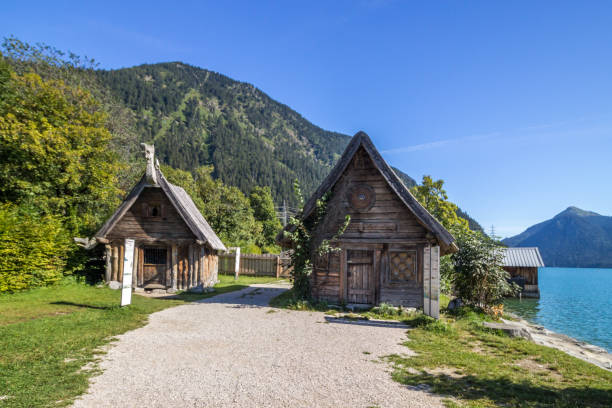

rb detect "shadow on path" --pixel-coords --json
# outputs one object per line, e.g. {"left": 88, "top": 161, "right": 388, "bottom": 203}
{"left": 324, "top": 316, "right": 410, "bottom": 328}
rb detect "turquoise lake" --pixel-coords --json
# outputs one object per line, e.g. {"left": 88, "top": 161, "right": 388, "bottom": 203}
{"left": 504, "top": 267, "right": 612, "bottom": 352}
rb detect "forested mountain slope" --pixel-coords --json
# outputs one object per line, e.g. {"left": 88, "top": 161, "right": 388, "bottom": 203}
{"left": 503, "top": 207, "right": 612, "bottom": 267}
{"left": 95, "top": 62, "right": 482, "bottom": 230}
{"left": 96, "top": 62, "right": 367, "bottom": 203}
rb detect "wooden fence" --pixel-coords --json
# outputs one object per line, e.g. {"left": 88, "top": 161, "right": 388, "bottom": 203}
{"left": 218, "top": 252, "right": 292, "bottom": 278}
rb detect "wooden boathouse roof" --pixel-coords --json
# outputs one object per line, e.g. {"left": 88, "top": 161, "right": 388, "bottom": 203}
{"left": 502, "top": 247, "right": 545, "bottom": 267}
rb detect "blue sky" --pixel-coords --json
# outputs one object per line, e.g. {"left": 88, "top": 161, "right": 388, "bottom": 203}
{"left": 3, "top": 0, "right": 612, "bottom": 237}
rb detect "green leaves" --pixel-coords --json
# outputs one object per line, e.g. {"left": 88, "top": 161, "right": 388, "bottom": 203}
{"left": 0, "top": 204, "right": 69, "bottom": 292}
{"left": 411, "top": 175, "right": 470, "bottom": 235}
{"left": 0, "top": 64, "right": 121, "bottom": 236}
{"left": 451, "top": 231, "right": 518, "bottom": 309}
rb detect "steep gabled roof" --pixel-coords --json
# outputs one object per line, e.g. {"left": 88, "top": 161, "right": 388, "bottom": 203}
{"left": 502, "top": 247, "right": 545, "bottom": 267}
{"left": 282, "top": 131, "right": 457, "bottom": 253}
{"left": 95, "top": 167, "right": 226, "bottom": 251}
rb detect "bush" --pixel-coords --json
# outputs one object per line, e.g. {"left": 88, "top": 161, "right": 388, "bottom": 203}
{"left": 451, "top": 231, "right": 518, "bottom": 310}
{"left": 0, "top": 204, "right": 70, "bottom": 292}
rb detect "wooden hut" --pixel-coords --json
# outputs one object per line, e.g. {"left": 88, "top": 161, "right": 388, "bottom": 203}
{"left": 501, "top": 247, "right": 544, "bottom": 298}
{"left": 94, "top": 144, "right": 226, "bottom": 292}
{"left": 278, "top": 132, "right": 457, "bottom": 318}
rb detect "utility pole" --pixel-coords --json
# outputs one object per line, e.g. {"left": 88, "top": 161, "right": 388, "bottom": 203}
{"left": 489, "top": 225, "right": 497, "bottom": 240}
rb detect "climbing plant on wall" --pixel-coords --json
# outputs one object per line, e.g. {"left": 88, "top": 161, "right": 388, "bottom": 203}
{"left": 283, "top": 181, "right": 350, "bottom": 299}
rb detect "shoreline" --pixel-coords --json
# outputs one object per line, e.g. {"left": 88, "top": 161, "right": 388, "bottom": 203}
{"left": 503, "top": 314, "right": 612, "bottom": 371}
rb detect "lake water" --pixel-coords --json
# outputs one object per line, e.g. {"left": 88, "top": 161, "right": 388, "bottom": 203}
{"left": 504, "top": 267, "right": 612, "bottom": 352}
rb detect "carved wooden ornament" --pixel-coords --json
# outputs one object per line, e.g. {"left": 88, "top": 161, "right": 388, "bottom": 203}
{"left": 347, "top": 184, "right": 376, "bottom": 212}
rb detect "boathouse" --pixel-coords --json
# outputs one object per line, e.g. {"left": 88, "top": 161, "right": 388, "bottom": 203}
{"left": 501, "top": 247, "right": 544, "bottom": 298}
{"left": 279, "top": 131, "right": 457, "bottom": 318}
{"left": 94, "top": 144, "right": 226, "bottom": 291}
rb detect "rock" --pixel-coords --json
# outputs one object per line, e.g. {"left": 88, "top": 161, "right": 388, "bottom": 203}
{"left": 189, "top": 284, "right": 204, "bottom": 294}
{"left": 484, "top": 322, "right": 533, "bottom": 341}
{"left": 151, "top": 289, "right": 166, "bottom": 294}
{"left": 108, "top": 281, "right": 122, "bottom": 290}
{"left": 134, "top": 287, "right": 145, "bottom": 293}
{"left": 447, "top": 298, "right": 463, "bottom": 311}
{"left": 166, "top": 288, "right": 177, "bottom": 294}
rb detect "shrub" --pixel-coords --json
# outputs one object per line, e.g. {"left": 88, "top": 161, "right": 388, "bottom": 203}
{"left": 0, "top": 204, "right": 70, "bottom": 292}
{"left": 451, "top": 231, "right": 518, "bottom": 310}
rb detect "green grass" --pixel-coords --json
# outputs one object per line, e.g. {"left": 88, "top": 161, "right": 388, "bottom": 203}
{"left": 388, "top": 307, "right": 612, "bottom": 407}
{"left": 0, "top": 275, "right": 280, "bottom": 407}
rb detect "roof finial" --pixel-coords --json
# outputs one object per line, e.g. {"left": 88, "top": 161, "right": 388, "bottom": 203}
{"left": 141, "top": 143, "right": 158, "bottom": 185}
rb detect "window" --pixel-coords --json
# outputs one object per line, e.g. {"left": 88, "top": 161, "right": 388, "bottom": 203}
{"left": 144, "top": 247, "right": 167, "bottom": 265}
{"left": 389, "top": 250, "right": 417, "bottom": 282}
{"left": 147, "top": 204, "right": 161, "bottom": 217}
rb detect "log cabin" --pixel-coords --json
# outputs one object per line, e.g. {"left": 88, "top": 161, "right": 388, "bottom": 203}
{"left": 501, "top": 247, "right": 544, "bottom": 298}
{"left": 278, "top": 132, "right": 457, "bottom": 318}
{"left": 94, "top": 144, "right": 226, "bottom": 292}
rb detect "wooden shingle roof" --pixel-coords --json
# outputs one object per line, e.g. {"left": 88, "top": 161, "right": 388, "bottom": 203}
{"left": 95, "top": 167, "right": 226, "bottom": 251}
{"left": 281, "top": 131, "right": 457, "bottom": 253}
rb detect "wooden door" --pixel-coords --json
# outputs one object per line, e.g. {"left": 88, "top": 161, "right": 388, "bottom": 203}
{"left": 142, "top": 246, "right": 167, "bottom": 287}
{"left": 347, "top": 249, "right": 374, "bottom": 304}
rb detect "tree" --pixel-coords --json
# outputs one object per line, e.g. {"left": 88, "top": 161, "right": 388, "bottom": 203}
{"left": 451, "top": 231, "right": 518, "bottom": 310}
{"left": 411, "top": 175, "right": 469, "bottom": 235}
{"left": 161, "top": 165, "right": 262, "bottom": 251}
{"left": 411, "top": 176, "right": 470, "bottom": 294}
{"left": 0, "top": 56, "right": 121, "bottom": 236}
{"left": 249, "top": 186, "right": 282, "bottom": 251}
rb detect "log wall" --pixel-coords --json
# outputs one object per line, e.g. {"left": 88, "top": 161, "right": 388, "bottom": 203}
{"left": 107, "top": 240, "right": 219, "bottom": 290}
{"left": 311, "top": 147, "right": 428, "bottom": 307}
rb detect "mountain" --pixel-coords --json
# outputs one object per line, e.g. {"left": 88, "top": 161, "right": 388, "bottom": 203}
{"left": 93, "top": 62, "right": 481, "bottom": 229}
{"left": 503, "top": 207, "right": 612, "bottom": 268}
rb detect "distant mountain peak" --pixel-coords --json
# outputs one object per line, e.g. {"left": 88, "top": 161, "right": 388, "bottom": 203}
{"left": 503, "top": 206, "right": 612, "bottom": 267}
{"left": 557, "top": 206, "right": 600, "bottom": 218}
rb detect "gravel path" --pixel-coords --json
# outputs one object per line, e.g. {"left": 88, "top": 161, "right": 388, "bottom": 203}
{"left": 73, "top": 283, "right": 443, "bottom": 408}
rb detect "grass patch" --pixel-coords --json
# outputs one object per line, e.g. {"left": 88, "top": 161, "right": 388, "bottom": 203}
{"left": 388, "top": 306, "right": 612, "bottom": 407}
{"left": 0, "top": 274, "right": 279, "bottom": 407}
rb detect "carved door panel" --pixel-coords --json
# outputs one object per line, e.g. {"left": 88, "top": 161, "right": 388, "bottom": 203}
{"left": 347, "top": 249, "right": 374, "bottom": 304}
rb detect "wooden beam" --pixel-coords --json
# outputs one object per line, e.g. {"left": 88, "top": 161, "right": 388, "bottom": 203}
{"left": 118, "top": 244, "right": 125, "bottom": 283}
{"left": 373, "top": 249, "right": 381, "bottom": 305}
{"left": 112, "top": 245, "right": 118, "bottom": 281}
{"left": 138, "top": 246, "right": 144, "bottom": 286}
{"left": 188, "top": 244, "right": 194, "bottom": 288}
{"left": 339, "top": 247, "right": 346, "bottom": 303}
{"left": 165, "top": 246, "right": 171, "bottom": 287}
{"left": 171, "top": 244, "right": 178, "bottom": 290}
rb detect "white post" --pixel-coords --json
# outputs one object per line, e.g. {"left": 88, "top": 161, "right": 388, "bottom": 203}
{"left": 430, "top": 246, "right": 440, "bottom": 319}
{"left": 423, "top": 245, "right": 440, "bottom": 319}
{"left": 234, "top": 247, "right": 241, "bottom": 280}
{"left": 423, "top": 246, "right": 431, "bottom": 317}
{"left": 121, "top": 239, "right": 135, "bottom": 306}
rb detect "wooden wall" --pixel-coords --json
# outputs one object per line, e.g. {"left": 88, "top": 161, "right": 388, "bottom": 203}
{"left": 107, "top": 187, "right": 195, "bottom": 241}
{"left": 106, "top": 241, "right": 218, "bottom": 290}
{"left": 311, "top": 147, "right": 429, "bottom": 307}
{"left": 504, "top": 266, "right": 538, "bottom": 285}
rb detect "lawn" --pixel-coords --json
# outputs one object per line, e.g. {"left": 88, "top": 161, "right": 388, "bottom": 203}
{"left": 268, "top": 291, "right": 612, "bottom": 407}
{"left": 0, "top": 275, "right": 281, "bottom": 407}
